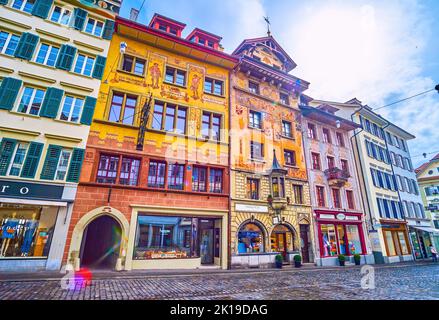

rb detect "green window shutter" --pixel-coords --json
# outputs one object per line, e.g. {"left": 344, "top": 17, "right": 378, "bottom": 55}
{"left": 0, "top": 77, "right": 22, "bottom": 110}
{"left": 14, "top": 33, "right": 39, "bottom": 61}
{"left": 80, "top": 96, "right": 96, "bottom": 125}
{"left": 55, "top": 45, "right": 77, "bottom": 71}
{"left": 102, "top": 19, "right": 115, "bottom": 40}
{"left": 40, "top": 87, "right": 64, "bottom": 118}
{"left": 73, "top": 8, "right": 88, "bottom": 31}
{"left": 40, "top": 145, "right": 62, "bottom": 180}
{"left": 0, "top": 0, "right": 9, "bottom": 5}
{"left": 20, "top": 142, "right": 44, "bottom": 178}
{"left": 92, "top": 55, "right": 106, "bottom": 80}
{"left": 0, "top": 138, "right": 17, "bottom": 176}
{"left": 66, "top": 148, "right": 85, "bottom": 183}
{"left": 31, "top": 0, "right": 54, "bottom": 19}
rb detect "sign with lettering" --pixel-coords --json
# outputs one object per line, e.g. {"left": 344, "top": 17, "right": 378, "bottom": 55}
{"left": 0, "top": 180, "right": 64, "bottom": 201}
{"left": 336, "top": 213, "right": 346, "bottom": 221}
{"left": 235, "top": 204, "right": 268, "bottom": 213}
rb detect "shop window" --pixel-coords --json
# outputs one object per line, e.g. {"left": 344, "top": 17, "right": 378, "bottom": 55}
{"left": 134, "top": 215, "right": 200, "bottom": 260}
{"left": 337, "top": 225, "right": 347, "bottom": 255}
{"left": 84, "top": 17, "right": 104, "bottom": 37}
{"left": 7, "top": 142, "right": 29, "bottom": 177}
{"left": 192, "top": 166, "right": 207, "bottom": 192}
{"left": 204, "top": 77, "right": 224, "bottom": 96}
{"left": 293, "top": 184, "right": 304, "bottom": 204}
{"left": 209, "top": 168, "right": 223, "bottom": 193}
{"left": 249, "top": 110, "right": 262, "bottom": 129}
{"left": 96, "top": 154, "right": 119, "bottom": 184}
{"left": 307, "top": 123, "right": 317, "bottom": 140}
{"left": 164, "top": 66, "right": 186, "bottom": 86}
{"left": 17, "top": 86, "right": 45, "bottom": 116}
{"left": 147, "top": 160, "right": 166, "bottom": 189}
{"left": 11, "top": 0, "right": 35, "bottom": 13}
{"left": 0, "top": 31, "right": 20, "bottom": 56}
{"left": 271, "top": 176, "right": 285, "bottom": 198}
{"left": 346, "top": 225, "right": 362, "bottom": 254}
{"left": 385, "top": 231, "right": 397, "bottom": 256}
{"left": 346, "top": 190, "right": 355, "bottom": 209}
{"left": 73, "top": 54, "right": 95, "bottom": 77}
{"left": 119, "top": 157, "right": 140, "bottom": 186}
{"left": 201, "top": 112, "right": 221, "bottom": 141}
{"left": 321, "top": 224, "right": 338, "bottom": 257}
{"left": 282, "top": 120, "right": 293, "bottom": 138}
{"left": 311, "top": 152, "right": 321, "bottom": 170}
{"left": 284, "top": 150, "right": 296, "bottom": 166}
{"left": 248, "top": 81, "right": 259, "bottom": 95}
{"left": 35, "top": 43, "right": 60, "bottom": 67}
{"left": 250, "top": 141, "right": 264, "bottom": 160}
{"left": 0, "top": 204, "right": 57, "bottom": 258}
{"left": 332, "top": 188, "right": 341, "bottom": 208}
{"left": 237, "top": 223, "right": 264, "bottom": 254}
{"left": 167, "top": 163, "right": 185, "bottom": 190}
{"left": 121, "top": 54, "right": 146, "bottom": 76}
{"left": 50, "top": 6, "right": 72, "bottom": 25}
{"left": 59, "top": 96, "right": 84, "bottom": 123}
{"left": 322, "top": 128, "right": 331, "bottom": 143}
{"left": 316, "top": 186, "right": 326, "bottom": 207}
{"left": 336, "top": 132, "right": 345, "bottom": 147}
{"left": 246, "top": 178, "right": 259, "bottom": 200}
{"left": 108, "top": 92, "right": 138, "bottom": 125}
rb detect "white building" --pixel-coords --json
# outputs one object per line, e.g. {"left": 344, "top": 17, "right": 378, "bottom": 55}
{"left": 0, "top": 0, "right": 120, "bottom": 271}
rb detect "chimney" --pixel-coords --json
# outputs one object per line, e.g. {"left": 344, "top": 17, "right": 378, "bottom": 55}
{"left": 130, "top": 8, "right": 139, "bottom": 22}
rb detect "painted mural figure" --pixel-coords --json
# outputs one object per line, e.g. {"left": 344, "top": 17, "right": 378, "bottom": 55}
{"left": 149, "top": 63, "right": 161, "bottom": 89}
{"left": 190, "top": 74, "right": 201, "bottom": 100}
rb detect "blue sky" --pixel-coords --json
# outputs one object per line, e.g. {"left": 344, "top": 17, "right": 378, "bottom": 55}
{"left": 120, "top": 0, "right": 439, "bottom": 167}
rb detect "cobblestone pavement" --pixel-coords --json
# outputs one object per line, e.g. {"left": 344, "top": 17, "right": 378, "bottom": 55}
{"left": 0, "top": 263, "right": 438, "bottom": 300}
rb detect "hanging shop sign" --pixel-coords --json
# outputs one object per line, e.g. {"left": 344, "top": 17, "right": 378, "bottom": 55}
{"left": 0, "top": 179, "right": 64, "bottom": 201}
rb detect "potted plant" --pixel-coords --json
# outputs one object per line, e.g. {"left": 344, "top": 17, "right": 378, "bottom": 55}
{"left": 275, "top": 254, "right": 283, "bottom": 269}
{"left": 293, "top": 255, "right": 302, "bottom": 268}
{"left": 354, "top": 254, "right": 361, "bottom": 266}
{"left": 338, "top": 254, "right": 346, "bottom": 266}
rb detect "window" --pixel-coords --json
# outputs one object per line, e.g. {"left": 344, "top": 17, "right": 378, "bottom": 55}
{"left": 332, "top": 188, "right": 341, "bottom": 208}
{"left": 192, "top": 166, "right": 207, "bottom": 192}
{"left": 327, "top": 156, "right": 335, "bottom": 169}
{"left": 346, "top": 190, "right": 355, "bottom": 209}
{"left": 209, "top": 168, "right": 223, "bottom": 193}
{"left": 322, "top": 128, "right": 331, "bottom": 143}
{"left": 165, "top": 66, "right": 186, "bottom": 86}
{"left": 272, "top": 176, "right": 285, "bottom": 198}
{"left": 248, "top": 81, "right": 259, "bottom": 94}
{"left": 17, "top": 87, "right": 45, "bottom": 116}
{"left": 280, "top": 92, "right": 289, "bottom": 105}
{"left": 167, "top": 163, "right": 185, "bottom": 190}
{"left": 316, "top": 186, "right": 326, "bottom": 207}
{"left": 0, "top": 31, "right": 20, "bottom": 56}
{"left": 247, "top": 178, "right": 259, "bottom": 200}
{"left": 201, "top": 112, "right": 221, "bottom": 141}
{"left": 311, "top": 153, "right": 321, "bottom": 170}
{"left": 386, "top": 132, "right": 393, "bottom": 145}
{"left": 108, "top": 92, "right": 137, "bottom": 125}
{"left": 84, "top": 18, "right": 104, "bottom": 37}
{"left": 147, "top": 160, "right": 166, "bottom": 188}
{"left": 121, "top": 55, "right": 146, "bottom": 76}
{"left": 249, "top": 110, "right": 262, "bottom": 129}
{"left": 50, "top": 6, "right": 72, "bottom": 25}
{"left": 35, "top": 43, "right": 60, "bottom": 67}
{"left": 336, "top": 132, "right": 345, "bottom": 147}
{"left": 282, "top": 120, "right": 293, "bottom": 138}
{"left": 341, "top": 159, "right": 349, "bottom": 175}
{"left": 96, "top": 155, "right": 119, "bottom": 184}
{"left": 204, "top": 77, "right": 224, "bottom": 96}
{"left": 119, "top": 157, "right": 140, "bottom": 186}
{"left": 238, "top": 223, "right": 264, "bottom": 253}
{"left": 73, "top": 54, "right": 95, "bottom": 76}
{"left": 307, "top": 123, "right": 317, "bottom": 139}
{"left": 284, "top": 150, "right": 296, "bottom": 166}
{"left": 150, "top": 101, "right": 187, "bottom": 134}
{"left": 11, "top": 0, "right": 35, "bottom": 13}
{"left": 7, "top": 142, "right": 29, "bottom": 176}
{"left": 293, "top": 184, "right": 304, "bottom": 204}
{"left": 59, "top": 96, "right": 84, "bottom": 123}
{"left": 250, "top": 141, "right": 264, "bottom": 160}
{"left": 54, "top": 149, "right": 72, "bottom": 181}
{"left": 321, "top": 224, "right": 338, "bottom": 256}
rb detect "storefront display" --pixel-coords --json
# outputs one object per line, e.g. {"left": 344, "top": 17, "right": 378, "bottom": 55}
{"left": 382, "top": 223, "right": 411, "bottom": 257}
{"left": 237, "top": 223, "right": 264, "bottom": 254}
{"left": 0, "top": 205, "right": 57, "bottom": 258}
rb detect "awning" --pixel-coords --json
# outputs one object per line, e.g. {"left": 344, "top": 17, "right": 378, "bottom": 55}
{"left": 411, "top": 226, "right": 439, "bottom": 234}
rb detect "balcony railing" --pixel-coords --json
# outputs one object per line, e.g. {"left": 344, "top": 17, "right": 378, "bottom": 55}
{"left": 324, "top": 167, "right": 350, "bottom": 186}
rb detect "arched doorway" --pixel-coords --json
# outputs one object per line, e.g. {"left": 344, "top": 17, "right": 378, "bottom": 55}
{"left": 270, "top": 224, "right": 295, "bottom": 259}
{"left": 80, "top": 215, "right": 122, "bottom": 269}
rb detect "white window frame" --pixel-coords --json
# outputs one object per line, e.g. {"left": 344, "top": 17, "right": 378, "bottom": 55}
{"left": 73, "top": 53, "right": 95, "bottom": 77}
{"left": 49, "top": 5, "right": 73, "bottom": 26}
{"left": 84, "top": 17, "right": 104, "bottom": 37}
{"left": 11, "top": 0, "right": 35, "bottom": 13}
{"left": 54, "top": 149, "right": 72, "bottom": 181}
{"left": 7, "top": 142, "right": 29, "bottom": 177}
{"left": 58, "top": 95, "right": 85, "bottom": 123}
{"left": 34, "top": 42, "right": 60, "bottom": 67}
{"left": 0, "top": 31, "right": 20, "bottom": 56}
{"left": 16, "top": 86, "right": 46, "bottom": 116}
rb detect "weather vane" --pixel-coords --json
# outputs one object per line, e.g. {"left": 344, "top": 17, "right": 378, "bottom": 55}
{"left": 264, "top": 16, "right": 271, "bottom": 36}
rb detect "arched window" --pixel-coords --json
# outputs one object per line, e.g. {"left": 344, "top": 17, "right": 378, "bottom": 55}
{"left": 237, "top": 223, "right": 265, "bottom": 254}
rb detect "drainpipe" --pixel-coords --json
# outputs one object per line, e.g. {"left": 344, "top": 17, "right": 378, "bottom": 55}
{"left": 227, "top": 68, "right": 234, "bottom": 270}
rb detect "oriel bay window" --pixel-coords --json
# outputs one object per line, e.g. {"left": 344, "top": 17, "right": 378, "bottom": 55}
{"left": 271, "top": 176, "right": 285, "bottom": 198}
{"left": 168, "top": 163, "right": 185, "bottom": 190}
{"left": 204, "top": 77, "right": 224, "bottom": 96}
{"left": 147, "top": 160, "right": 166, "bottom": 188}
{"left": 108, "top": 92, "right": 138, "bottom": 125}
{"left": 151, "top": 101, "right": 187, "bottom": 134}
{"left": 201, "top": 112, "right": 221, "bottom": 141}
{"left": 165, "top": 66, "right": 186, "bottom": 86}
{"left": 121, "top": 54, "right": 146, "bottom": 76}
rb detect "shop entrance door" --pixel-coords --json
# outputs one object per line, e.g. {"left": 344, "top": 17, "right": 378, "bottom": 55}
{"left": 275, "top": 233, "right": 287, "bottom": 260}
{"left": 300, "top": 225, "right": 310, "bottom": 263}
{"left": 199, "top": 219, "right": 214, "bottom": 265}
{"left": 80, "top": 215, "right": 121, "bottom": 269}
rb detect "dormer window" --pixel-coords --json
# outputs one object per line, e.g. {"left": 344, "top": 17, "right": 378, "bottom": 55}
{"left": 158, "top": 24, "right": 167, "bottom": 32}
{"left": 149, "top": 14, "right": 186, "bottom": 37}
{"left": 186, "top": 28, "right": 222, "bottom": 50}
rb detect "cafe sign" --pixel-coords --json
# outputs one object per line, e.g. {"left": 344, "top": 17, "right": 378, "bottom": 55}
{"left": 0, "top": 180, "right": 64, "bottom": 201}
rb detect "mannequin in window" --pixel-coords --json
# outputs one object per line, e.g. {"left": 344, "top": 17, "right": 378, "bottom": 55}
{"left": 0, "top": 212, "right": 19, "bottom": 257}
{"left": 21, "top": 213, "right": 39, "bottom": 257}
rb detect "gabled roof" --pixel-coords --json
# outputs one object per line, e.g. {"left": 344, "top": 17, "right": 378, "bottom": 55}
{"left": 232, "top": 36, "right": 297, "bottom": 72}
{"left": 416, "top": 153, "right": 439, "bottom": 175}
